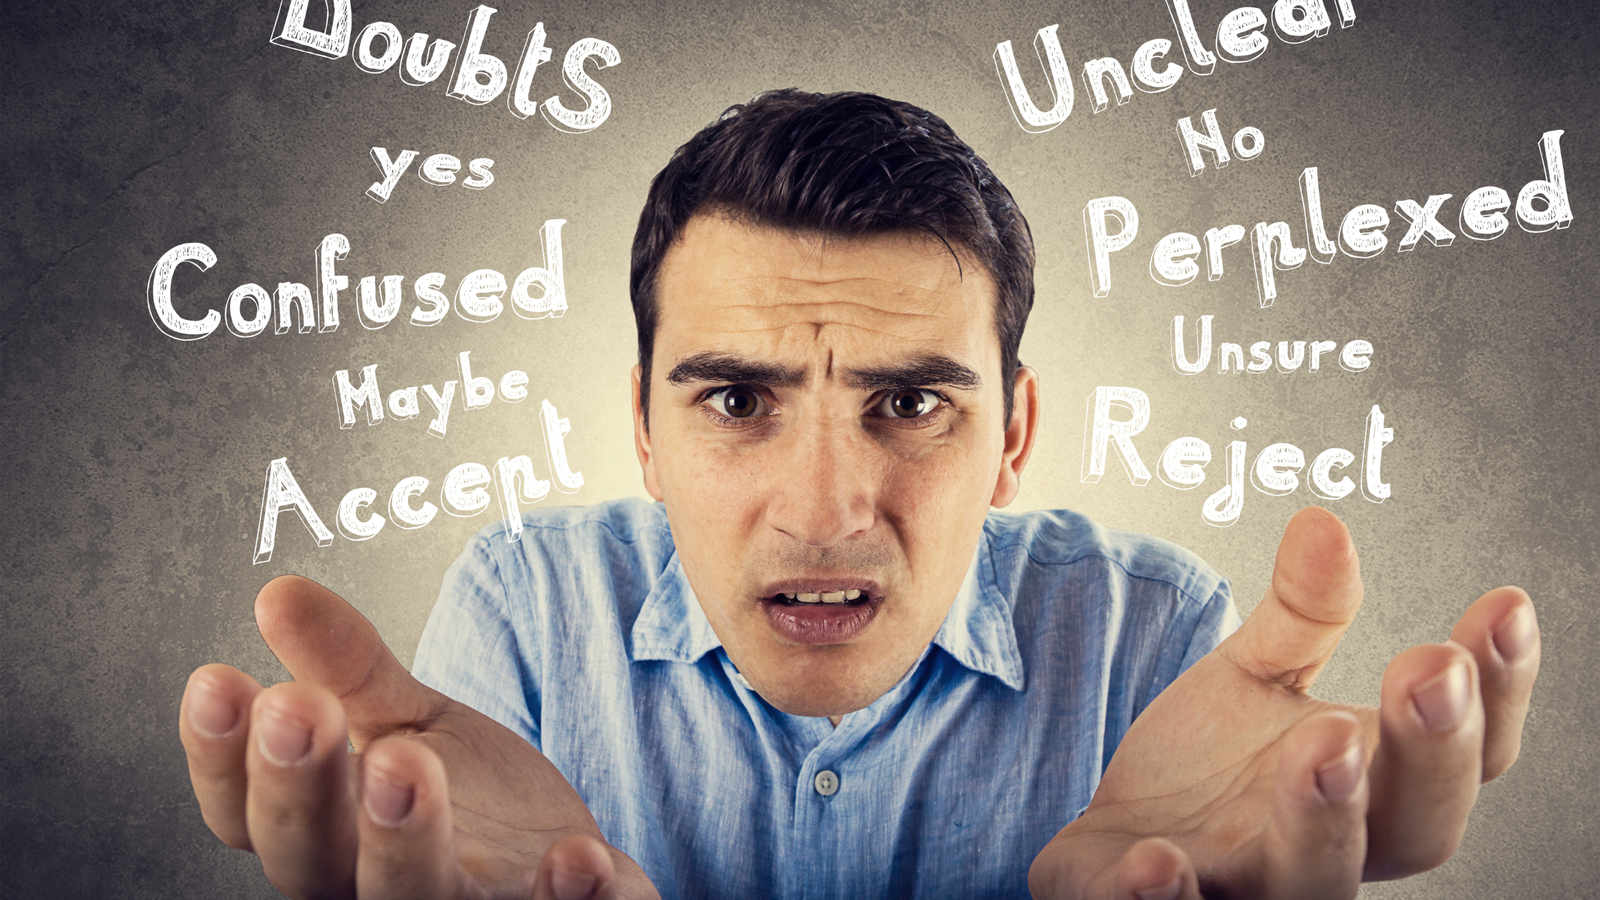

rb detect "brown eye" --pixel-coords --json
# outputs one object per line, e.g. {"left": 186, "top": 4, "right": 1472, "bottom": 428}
{"left": 877, "top": 389, "right": 940, "bottom": 419}
{"left": 709, "top": 386, "right": 766, "bottom": 419}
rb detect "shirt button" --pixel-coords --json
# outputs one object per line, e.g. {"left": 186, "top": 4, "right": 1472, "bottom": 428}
{"left": 813, "top": 769, "right": 839, "bottom": 797}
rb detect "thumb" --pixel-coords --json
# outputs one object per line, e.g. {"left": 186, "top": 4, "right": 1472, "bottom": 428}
{"left": 534, "top": 833, "right": 619, "bottom": 900}
{"left": 1220, "top": 506, "right": 1363, "bottom": 691}
{"left": 255, "top": 575, "right": 441, "bottom": 740}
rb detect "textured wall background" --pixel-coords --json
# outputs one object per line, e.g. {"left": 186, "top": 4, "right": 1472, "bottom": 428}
{"left": 3, "top": 0, "right": 1595, "bottom": 895}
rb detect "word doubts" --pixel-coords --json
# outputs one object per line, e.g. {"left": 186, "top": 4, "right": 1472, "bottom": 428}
{"left": 995, "top": 0, "right": 1355, "bottom": 131}
{"left": 146, "top": 226, "right": 566, "bottom": 341}
{"left": 271, "top": 0, "right": 620, "bottom": 132}
{"left": 253, "top": 400, "right": 583, "bottom": 563}
{"left": 1081, "top": 386, "right": 1395, "bottom": 526}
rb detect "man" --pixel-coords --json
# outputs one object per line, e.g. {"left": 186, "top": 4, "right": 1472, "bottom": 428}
{"left": 179, "top": 91, "right": 1541, "bottom": 899}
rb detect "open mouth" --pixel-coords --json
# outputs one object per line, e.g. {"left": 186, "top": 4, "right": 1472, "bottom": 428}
{"left": 759, "top": 585, "right": 882, "bottom": 644}
{"left": 767, "top": 589, "right": 871, "bottom": 605}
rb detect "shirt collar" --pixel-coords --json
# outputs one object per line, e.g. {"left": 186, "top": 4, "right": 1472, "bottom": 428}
{"left": 630, "top": 552, "right": 723, "bottom": 664}
{"left": 630, "top": 523, "right": 1026, "bottom": 692}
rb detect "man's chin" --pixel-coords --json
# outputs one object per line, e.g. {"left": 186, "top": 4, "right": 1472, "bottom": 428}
{"left": 734, "top": 638, "right": 906, "bottom": 719}
{"left": 748, "top": 675, "right": 883, "bottom": 719}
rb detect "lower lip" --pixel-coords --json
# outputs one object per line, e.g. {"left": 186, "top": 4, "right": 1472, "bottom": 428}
{"left": 761, "top": 598, "right": 880, "bottom": 644}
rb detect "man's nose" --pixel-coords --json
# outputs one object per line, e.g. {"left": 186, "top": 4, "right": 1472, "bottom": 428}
{"left": 764, "top": 417, "right": 877, "bottom": 547}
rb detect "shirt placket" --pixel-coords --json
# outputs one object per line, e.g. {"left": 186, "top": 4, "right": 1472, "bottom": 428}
{"left": 790, "top": 718, "right": 852, "bottom": 900}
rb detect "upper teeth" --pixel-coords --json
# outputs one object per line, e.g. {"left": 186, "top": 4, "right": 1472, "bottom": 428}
{"left": 782, "top": 589, "right": 863, "bottom": 603}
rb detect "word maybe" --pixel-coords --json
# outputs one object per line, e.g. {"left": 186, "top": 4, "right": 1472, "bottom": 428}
{"left": 334, "top": 350, "right": 533, "bottom": 438}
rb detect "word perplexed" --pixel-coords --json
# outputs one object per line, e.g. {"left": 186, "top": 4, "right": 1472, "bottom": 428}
{"left": 1084, "top": 132, "right": 1571, "bottom": 304}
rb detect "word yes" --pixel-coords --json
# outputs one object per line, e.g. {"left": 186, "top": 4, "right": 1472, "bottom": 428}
{"left": 367, "top": 148, "right": 494, "bottom": 203}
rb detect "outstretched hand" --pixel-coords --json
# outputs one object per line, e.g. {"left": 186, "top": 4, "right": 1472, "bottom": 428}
{"left": 179, "top": 576, "right": 660, "bottom": 900}
{"left": 1029, "top": 507, "right": 1541, "bottom": 900}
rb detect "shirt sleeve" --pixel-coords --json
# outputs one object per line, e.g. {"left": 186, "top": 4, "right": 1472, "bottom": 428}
{"left": 1178, "top": 577, "right": 1242, "bottom": 675}
{"left": 411, "top": 529, "right": 542, "bottom": 750}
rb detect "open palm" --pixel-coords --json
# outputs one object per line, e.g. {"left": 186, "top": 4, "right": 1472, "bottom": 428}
{"left": 180, "top": 577, "right": 660, "bottom": 900}
{"left": 1029, "top": 508, "right": 1540, "bottom": 900}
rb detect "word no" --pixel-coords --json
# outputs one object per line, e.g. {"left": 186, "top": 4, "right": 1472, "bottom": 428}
{"left": 271, "top": 0, "right": 620, "bottom": 132}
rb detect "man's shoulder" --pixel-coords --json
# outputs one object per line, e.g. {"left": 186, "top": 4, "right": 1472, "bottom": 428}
{"left": 467, "top": 496, "right": 674, "bottom": 550}
{"left": 452, "top": 496, "right": 678, "bottom": 595}
{"left": 983, "top": 507, "right": 1226, "bottom": 608}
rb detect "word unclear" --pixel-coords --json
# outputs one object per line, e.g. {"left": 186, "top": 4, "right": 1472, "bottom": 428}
{"left": 995, "top": 0, "right": 1354, "bottom": 131}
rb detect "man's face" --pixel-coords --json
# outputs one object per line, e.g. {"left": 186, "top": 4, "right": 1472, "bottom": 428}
{"left": 633, "top": 214, "right": 1037, "bottom": 718}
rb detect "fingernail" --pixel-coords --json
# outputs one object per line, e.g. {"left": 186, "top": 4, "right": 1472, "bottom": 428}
{"left": 1492, "top": 603, "right": 1537, "bottom": 662}
{"left": 1412, "top": 661, "right": 1471, "bottom": 732}
{"left": 1315, "top": 743, "right": 1362, "bottom": 804}
{"left": 257, "top": 707, "right": 313, "bottom": 766}
{"left": 550, "top": 867, "right": 600, "bottom": 900}
{"left": 188, "top": 680, "right": 239, "bottom": 739}
{"left": 1135, "top": 877, "right": 1182, "bottom": 900}
{"left": 364, "top": 768, "right": 415, "bottom": 828}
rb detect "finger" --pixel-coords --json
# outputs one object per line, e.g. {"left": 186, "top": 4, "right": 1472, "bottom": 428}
{"left": 355, "top": 736, "right": 465, "bottom": 900}
{"left": 1364, "top": 642, "right": 1485, "bottom": 880}
{"left": 255, "top": 575, "right": 442, "bottom": 743}
{"left": 179, "top": 664, "right": 263, "bottom": 850}
{"left": 1220, "top": 507, "right": 1362, "bottom": 690}
{"left": 1111, "top": 838, "right": 1201, "bottom": 900}
{"left": 245, "top": 681, "right": 360, "bottom": 900}
{"left": 533, "top": 833, "right": 621, "bottom": 900}
{"left": 1449, "top": 586, "right": 1540, "bottom": 780}
{"left": 1261, "top": 711, "right": 1368, "bottom": 899}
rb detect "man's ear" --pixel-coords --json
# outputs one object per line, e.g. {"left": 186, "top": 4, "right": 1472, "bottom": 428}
{"left": 632, "top": 365, "right": 664, "bottom": 501}
{"left": 990, "top": 365, "right": 1040, "bottom": 508}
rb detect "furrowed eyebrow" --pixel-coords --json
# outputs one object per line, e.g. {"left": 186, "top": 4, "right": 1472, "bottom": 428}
{"left": 842, "top": 356, "right": 983, "bottom": 392}
{"left": 665, "top": 352, "right": 807, "bottom": 388}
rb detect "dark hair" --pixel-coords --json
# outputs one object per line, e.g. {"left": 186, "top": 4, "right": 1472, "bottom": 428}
{"left": 630, "top": 89, "right": 1035, "bottom": 426}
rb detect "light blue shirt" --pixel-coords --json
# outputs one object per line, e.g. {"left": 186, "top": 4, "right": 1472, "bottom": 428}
{"left": 413, "top": 498, "right": 1240, "bottom": 899}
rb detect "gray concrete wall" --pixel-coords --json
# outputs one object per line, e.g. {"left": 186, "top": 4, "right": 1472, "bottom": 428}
{"left": 3, "top": 0, "right": 1595, "bottom": 895}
